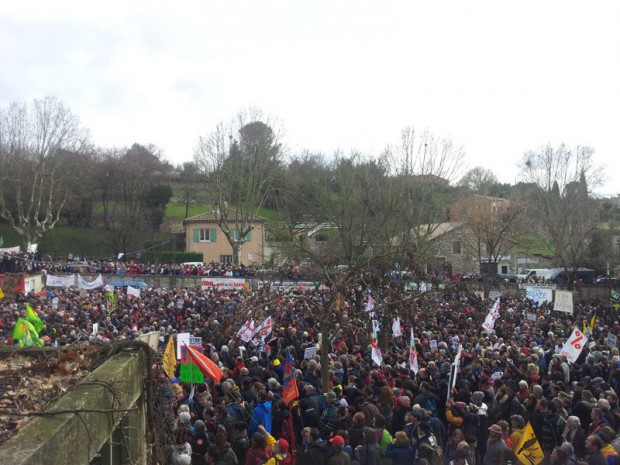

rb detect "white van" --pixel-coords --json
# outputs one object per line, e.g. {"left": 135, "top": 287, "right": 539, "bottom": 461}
{"left": 517, "top": 268, "right": 552, "bottom": 282}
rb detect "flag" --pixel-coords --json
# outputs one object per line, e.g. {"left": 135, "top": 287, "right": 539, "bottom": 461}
{"left": 254, "top": 316, "right": 272, "bottom": 339}
{"left": 237, "top": 320, "right": 255, "bottom": 343}
{"left": 611, "top": 289, "right": 620, "bottom": 310}
{"left": 365, "top": 295, "right": 375, "bottom": 312}
{"left": 127, "top": 285, "right": 141, "bottom": 298}
{"left": 0, "top": 288, "right": 4, "bottom": 299}
{"left": 450, "top": 344, "right": 463, "bottom": 394}
{"left": 104, "top": 285, "right": 116, "bottom": 313}
{"left": 162, "top": 336, "right": 177, "bottom": 378}
{"left": 184, "top": 343, "right": 223, "bottom": 383}
{"left": 560, "top": 327, "right": 588, "bottom": 363}
{"left": 590, "top": 313, "right": 597, "bottom": 332}
{"left": 371, "top": 326, "right": 383, "bottom": 366}
{"left": 371, "top": 319, "right": 381, "bottom": 333}
{"left": 282, "top": 348, "right": 299, "bottom": 406}
{"left": 13, "top": 318, "right": 43, "bottom": 347}
{"left": 392, "top": 317, "right": 402, "bottom": 337}
{"left": 481, "top": 298, "right": 501, "bottom": 333}
{"left": 409, "top": 328, "right": 419, "bottom": 374}
{"left": 25, "top": 303, "right": 44, "bottom": 333}
{"left": 514, "top": 422, "right": 544, "bottom": 465}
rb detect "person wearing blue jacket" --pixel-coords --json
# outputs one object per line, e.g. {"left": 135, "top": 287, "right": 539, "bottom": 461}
{"left": 386, "top": 431, "right": 416, "bottom": 465}
{"left": 248, "top": 390, "right": 272, "bottom": 437}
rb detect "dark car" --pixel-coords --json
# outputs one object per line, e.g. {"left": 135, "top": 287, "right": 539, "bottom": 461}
{"left": 496, "top": 273, "right": 518, "bottom": 283}
{"left": 546, "top": 267, "right": 596, "bottom": 284}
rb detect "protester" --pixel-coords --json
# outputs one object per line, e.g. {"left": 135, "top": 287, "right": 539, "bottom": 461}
{"left": 4, "top": 260, "right": 620, "bottom": 465}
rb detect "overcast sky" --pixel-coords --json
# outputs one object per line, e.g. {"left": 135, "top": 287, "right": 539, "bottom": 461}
{"left": 2, "top": 0, "right": 619, "bottom": 195}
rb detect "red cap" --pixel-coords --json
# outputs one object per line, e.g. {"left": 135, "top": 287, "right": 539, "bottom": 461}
{"left": 330, "top": 435, "right": 345, "bottom": 447}
{"left": 278, "top": 438, "right": 289, "bottom": 453}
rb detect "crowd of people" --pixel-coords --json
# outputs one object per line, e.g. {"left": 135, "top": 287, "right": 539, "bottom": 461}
{"left": 2, "top": 262, "right": 620, "bottom": 465}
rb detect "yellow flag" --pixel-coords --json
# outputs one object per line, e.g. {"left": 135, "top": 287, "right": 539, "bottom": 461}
{"left": 515, "top": 422, "right": 544, "bottom": 465}
{"left": 0, "top": 288, "right": 4, "bottom": 299}
{"left": 590, "top": 313, "right": 597, "bottom": 332}
{"left": 162, "top": 336, "right": 176, "bottom": 378}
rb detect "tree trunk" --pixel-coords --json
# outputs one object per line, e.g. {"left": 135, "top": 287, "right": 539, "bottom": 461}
{"left": 232, "top": 242, "right": 242, "bottom": 266}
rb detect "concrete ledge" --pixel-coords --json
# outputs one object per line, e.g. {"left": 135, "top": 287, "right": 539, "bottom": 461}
{"left": 0, "top": 345, "right": 148, "bottom": 465}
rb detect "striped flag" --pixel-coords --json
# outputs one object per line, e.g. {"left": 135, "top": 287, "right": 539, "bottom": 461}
{"left": 282, "top": 348, "right": 299, "bottom": 406}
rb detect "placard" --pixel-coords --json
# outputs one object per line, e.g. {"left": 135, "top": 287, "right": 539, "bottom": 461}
{"left": 526, "top": 286, "right": 553, "bottom": 304}
{"left": 176, "top": 332, "right": 190, "bottom": 359}
{"left": 179, "top": 345, "right": 205, "bottom": 383}
{"left": 554, "top": 290, "right": 574, "bottom": 314}
{"left": 527, "top": 313, "right": 537, "bottom": 321}
{"left": 304, "top": 347, "right": 317, "bottom": 359}
{"left": 488, "top": 291, "right": 502, "bottom": 301}
{"left": 608, "top": 333, "right": 618, "bottom": 349}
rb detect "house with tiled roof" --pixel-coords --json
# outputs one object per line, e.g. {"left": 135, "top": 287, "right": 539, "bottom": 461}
{"left": 182, "top": 210, "right": 265, "bottom": 265}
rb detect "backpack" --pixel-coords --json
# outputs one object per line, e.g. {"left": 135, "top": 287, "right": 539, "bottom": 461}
{"left": 419, "top": 435, "right": 443, "bottom": 465}
{"left": 424, "top": 397, "right": 438, "bottom": 416}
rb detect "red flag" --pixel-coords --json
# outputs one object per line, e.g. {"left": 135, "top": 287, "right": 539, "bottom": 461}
{"left": 282, "top": 348, "right": 299, "bottom": 406}
{"left": 184, "top": 344, "right": 223, "bottom": 383}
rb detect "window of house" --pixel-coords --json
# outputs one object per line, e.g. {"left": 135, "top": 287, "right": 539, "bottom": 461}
{"left": 501, "top": 265, "right": 508, "bottom": 274}
{"left": 220, "top": 255, "right": 233, "bottom": 264}
{"left": 231, "top": 229, "right": 252, "bottom": 241}
{"left": 193, "top": 228, "right": 217, "bottom": 242}
{"left": 452, "top": 240, "right": 462, "bottom": 254}
{"left": 314, "top": 234, "right": 328, "bottom": 242}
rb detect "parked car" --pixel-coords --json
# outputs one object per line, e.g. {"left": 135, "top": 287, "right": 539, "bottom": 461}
{"left": 516, "top": 268, "right": 552, "bottom": 282}
{"left": 546, "top": 267, "right": 596, "bottom": 284}
{"left": 496, "top": 273, "right": 518, "bottom": 283}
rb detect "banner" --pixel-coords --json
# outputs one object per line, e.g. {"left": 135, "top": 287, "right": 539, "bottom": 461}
{"left": 46, "top": 274, "right": 75, "bottom": 287}
{"left": 526, "top": 286, "right": 553, "bottom": 303}
{"left": 554, "top": 290, "right": 574, "bottom": 314}
{"left": 237, "top": 320, "right": 255, "bottom": 343}
{"left": 0, "top": 246, "right": 20, "bottom": 254}
{"left": 201, "top": 278, "right": 247, "bottom": 290}
{"left": 77, "top": 274, "right": 105, "bottom": 289}
{"left": 560, "top": 327, "right": 588, "bottom": 363}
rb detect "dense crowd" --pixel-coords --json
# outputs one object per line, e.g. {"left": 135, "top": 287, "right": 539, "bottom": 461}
{"left": 2, "top": 270, "right": 620, "bottom": 465}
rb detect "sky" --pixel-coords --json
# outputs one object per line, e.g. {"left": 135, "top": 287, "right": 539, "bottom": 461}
{"left": 1, "top": 0, "right": 619, "bottom": 195}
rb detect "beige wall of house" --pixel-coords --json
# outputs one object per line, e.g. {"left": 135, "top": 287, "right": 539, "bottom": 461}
{"left": 185, "top": 223, "right": 264, "bottom": 265}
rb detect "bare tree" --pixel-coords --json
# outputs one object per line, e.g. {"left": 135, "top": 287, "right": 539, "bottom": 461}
{"left": 518, "top": 144, "right": 602, "bottom": 288}
{"left": 385, "top": 127, "right": 465, "bottom": 270}
{"left": 98, "top": 144, "right": 173, "bottom": 256}
{"left": 194, "top": 109, "right": 284, "bottom": 265}
{"left": 458, "top": 195, "right": 524, "bottom": 289}
{"left": 0, "top": 97, "right": 90, "bottom": 248}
